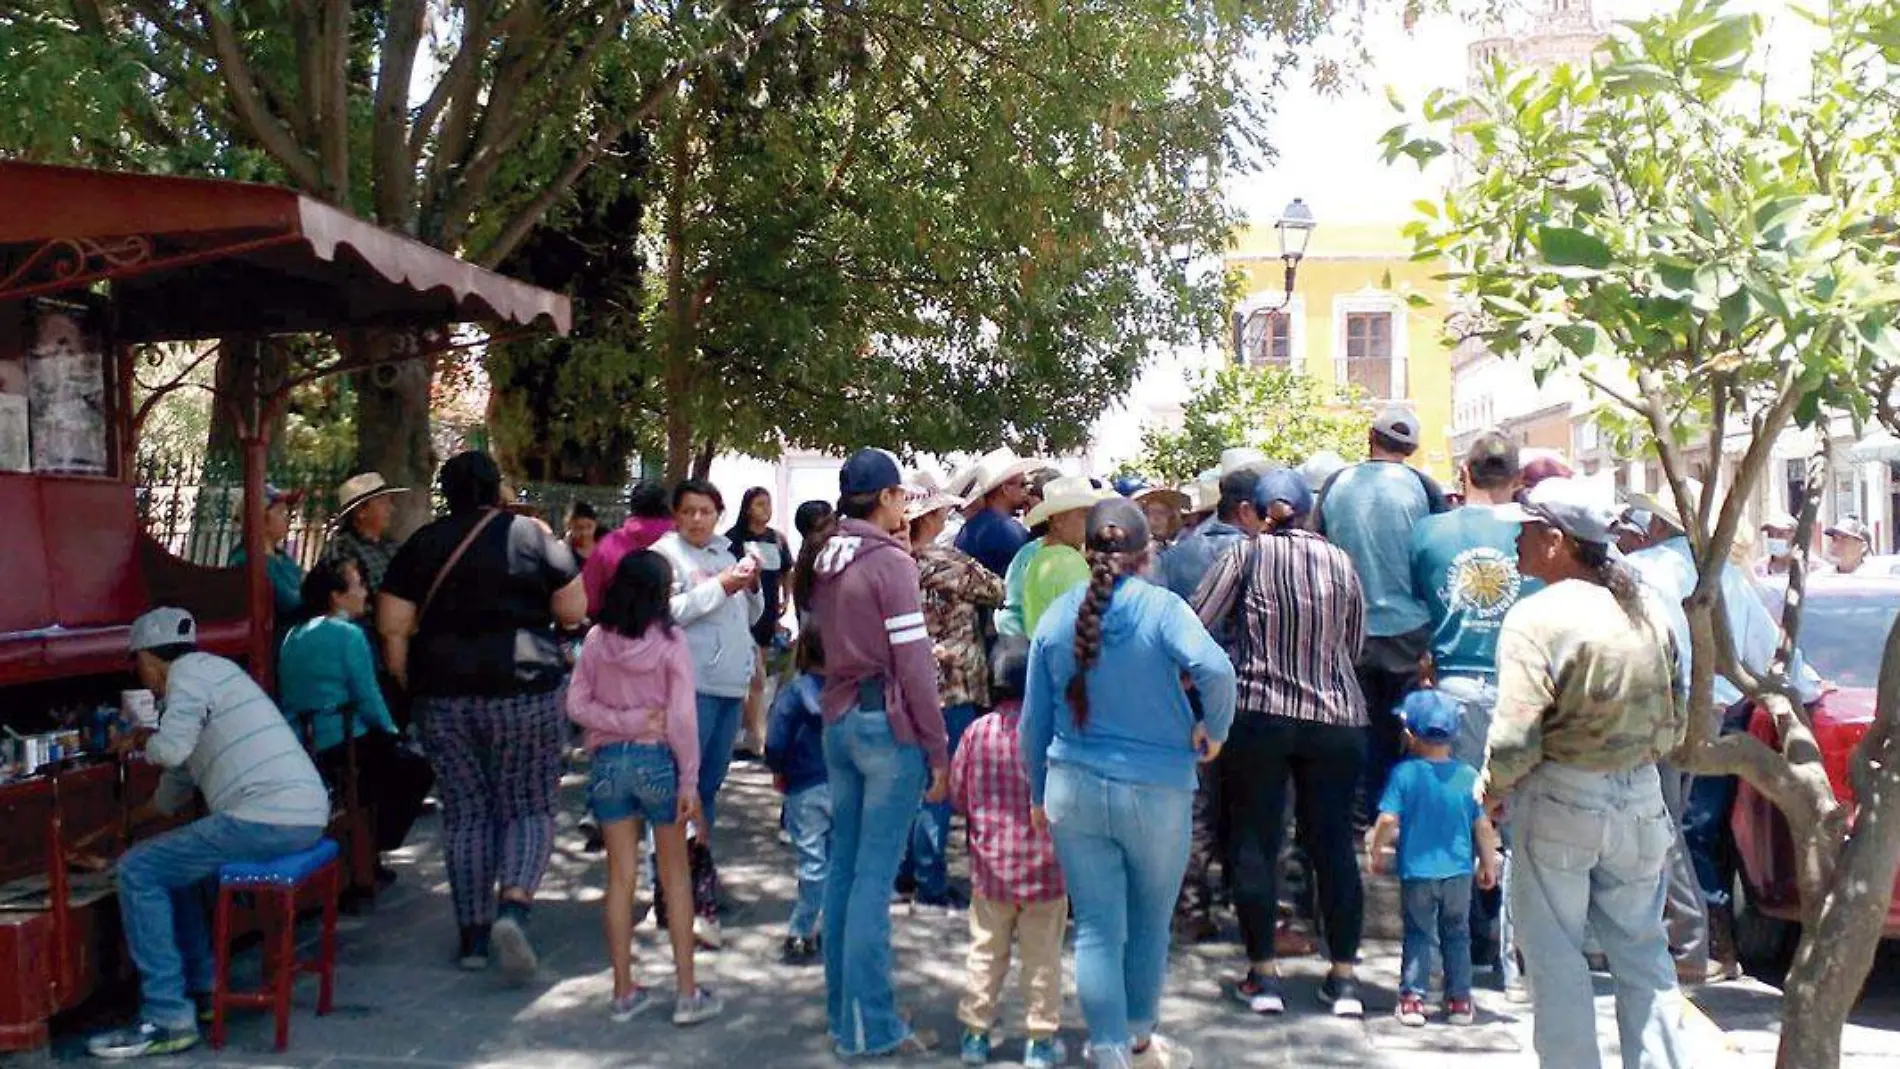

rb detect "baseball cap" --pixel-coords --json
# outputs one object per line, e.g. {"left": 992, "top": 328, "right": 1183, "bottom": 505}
{"left": 262, "top": 484, "right": 304, "bottom": 508}
{"left": 129, "top": 607, "right": 197, "bottom": 654}
{"left": 1465, "top": 431, "right": 1520, "bottom": 482}
{"left": 1398, "top": 689, "right": 1461, "bottom": 742}
{"left": 1372, "top": 405, "right": 1421, "bottom": 451}
{"left": 1253, "top": 468, "right": 1314, "bottom": 519}
{"left": 1498, "top": 476, "right": 1619, "bottom": 545}
{"left": 1761, "top": 510, "right": 1797, "bottom": 532}
{"left": 1085, "top": 497, "right": 1151, "bottom": 554}
{"left": 839, "top": 448, "right": 903, "bottom": 495}
{"left": 1826, "top": 517, "right": 1870, "bottom": 543}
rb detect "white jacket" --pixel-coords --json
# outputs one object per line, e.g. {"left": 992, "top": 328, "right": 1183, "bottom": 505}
{"left": 652, "top": 531, "right": 765, "bottom": 698}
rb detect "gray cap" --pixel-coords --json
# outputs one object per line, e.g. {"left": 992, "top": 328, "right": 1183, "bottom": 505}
{"left": 1498, "top": 477, "right": 1619, "bottom": 545}
{"left": 1826, "top": 517, "right": 1870, "bottom": 543}
{"left": 129, "top": 607, "right": 197, "bottom": 653}
{"left": 1372, "top": 405, "right": 1421, "bottom": 450}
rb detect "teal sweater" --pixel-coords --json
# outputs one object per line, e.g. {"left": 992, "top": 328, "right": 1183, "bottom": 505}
{"left": 277, "top": 615, "right": 395, "bottom": 753}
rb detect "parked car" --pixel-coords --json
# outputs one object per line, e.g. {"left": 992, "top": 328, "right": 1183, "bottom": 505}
{"left": 1730, "top": 573, "right": 1900, "bottom": 967}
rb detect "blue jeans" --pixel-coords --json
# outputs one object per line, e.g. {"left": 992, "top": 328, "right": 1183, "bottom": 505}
{"left": 786, "top": 783, "right": 833, "bottom": 939}
{"left": 117, "top": 814, "right": 322, "bottom": 1029}
{"left": 695, "top": 693, "right": 745, "bottom": 827}
{"left": 1511, "top": 762, "right": 1691, "bottom": 1069}
{"left": 1682, "top": 701, "right": 1753, "bottom": 909}
{"left": 1043, "top": 764, "right": 1192, "bottom": 1064}
{"left": 900, "top": 703, "right": 977, "bottom": 901}
{"left": 823, "top": 707, "right": 928, "bottom": 1056}
{"left": 1401, "top": 876, "right": 1474, "bottom": 999}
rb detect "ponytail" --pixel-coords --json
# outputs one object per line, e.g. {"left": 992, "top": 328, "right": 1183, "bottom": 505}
{"left": 1065, "top": 547, "right": 1142, "bottom": 729}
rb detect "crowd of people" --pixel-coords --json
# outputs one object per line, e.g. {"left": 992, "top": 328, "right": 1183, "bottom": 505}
{"left": 86, "top": 407, "right": 1838, "bottom": 1069}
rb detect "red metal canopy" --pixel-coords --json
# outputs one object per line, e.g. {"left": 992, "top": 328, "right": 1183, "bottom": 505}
{"left": 0, "top": 161, "right": 570, "bottom": 340}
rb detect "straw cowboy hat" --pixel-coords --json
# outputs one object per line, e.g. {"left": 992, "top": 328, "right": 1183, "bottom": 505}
{"left": 902, "top": 471, "right": 966, "bottom": 522}
{"left": 1631, "top": 478, "right": 1705, "bottom": 535}
{"left": 334, "top": 471, "right": 409, "bottom": 520}
{"left": 963, "top": 447, "right": 1046, "bottom": 501}
{"left": 1219, "top": 446, "right": 1274, "bottom": 477}
{"left": 1025, "top": 476, "right": 1115, "bottom": 528}
{"left": 1133, "top": 484, "right": 1192, "bottom": 514}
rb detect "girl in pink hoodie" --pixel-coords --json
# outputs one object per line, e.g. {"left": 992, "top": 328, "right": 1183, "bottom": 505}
{"left": 567, "top": 550, "right": 722, "bottom": 1026}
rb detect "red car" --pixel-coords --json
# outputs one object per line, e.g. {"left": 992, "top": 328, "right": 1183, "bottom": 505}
{"left": 1730, "top": 573, "right": 1900, "bottom": 965}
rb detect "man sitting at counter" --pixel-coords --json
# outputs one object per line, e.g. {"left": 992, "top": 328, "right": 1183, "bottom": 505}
{"left": 87, "top": 608, "right": 330, "bottom": 1061}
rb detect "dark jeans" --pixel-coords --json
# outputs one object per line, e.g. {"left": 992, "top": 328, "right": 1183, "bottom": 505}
{"left": 1223, "top": 713, "right": 1367, "bottom": 964}
{"left": 1402, "top": 876, "right": 1474, "bottom": 999}
{"left": 316, "top": 730, "right": 435, "bottom": 853}
{"left": 1683, "top": 701, "right": 1754, "bottom": 909}
{"left": 1355, "top": 632, "right": 1426, "bottom": 821}
{"left": 1174, "top": 758, "right": 1226, "bottom": 923}
{"left": 898, "top": 703, "right": 977, "bottom": 902}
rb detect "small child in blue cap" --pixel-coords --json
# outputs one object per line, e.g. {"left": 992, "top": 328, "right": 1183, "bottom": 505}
{"left": 1366, "top": 689, "right": 1502, "bottom": 1028}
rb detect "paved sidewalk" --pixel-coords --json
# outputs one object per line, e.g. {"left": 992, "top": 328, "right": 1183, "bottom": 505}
{"left": 29, "top": 762, "right": 1880, "bottom": 1069}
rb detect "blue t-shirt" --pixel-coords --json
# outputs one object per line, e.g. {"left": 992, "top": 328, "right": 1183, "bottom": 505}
{"left": 1318, "top": 461, "right": 1439, "bottom": 638}
{"left": 1378, "top": 756, "right": 1481, "bottom": 881}
{"left": 1410, "top": 505, "right": 1540, "bottom": 678}
{"left": 957, "top": 507, "right": 1031, "bottom": 578}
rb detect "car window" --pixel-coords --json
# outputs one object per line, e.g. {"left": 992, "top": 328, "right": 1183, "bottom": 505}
{"left": 1761, "top": 590, "right": 1900, "bottom": 688}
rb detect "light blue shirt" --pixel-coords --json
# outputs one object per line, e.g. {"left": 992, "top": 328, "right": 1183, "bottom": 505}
{"left": 1627, "top": 536, "right": 1822, "bottom": 706}
{"left": 1021, "top": 577, "right": 1236, "bottom": 803}
{"left": 1157, "top": 519, "right": 1246, "bottom": 601}
{"left": 277, "top": 615, "right": 397, "bottom": 752}
{"left": 1319, "top": 462, "right": 1435, "bottom": 638}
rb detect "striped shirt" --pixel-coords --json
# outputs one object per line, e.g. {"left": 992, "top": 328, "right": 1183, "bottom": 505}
{"left": 145, "top": 653, "right": 331, "bottom": 827}
{"left": 1190, "top": 530, "right": 1368, "bottom": 727}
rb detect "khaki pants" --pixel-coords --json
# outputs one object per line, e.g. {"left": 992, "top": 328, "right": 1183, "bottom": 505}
{"left": 959, "top": 895, "right": 1065, "bottom": 1038}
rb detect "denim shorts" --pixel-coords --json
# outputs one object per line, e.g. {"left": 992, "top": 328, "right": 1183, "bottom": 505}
{"left": 588, "top": 742, "right": 679, "bottom": 826}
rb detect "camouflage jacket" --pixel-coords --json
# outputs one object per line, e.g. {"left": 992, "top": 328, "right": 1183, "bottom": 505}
{"left": 1481, "top": 579, "right": 1686, "bottom": 799}
{"left": 916, "top": 543, "right": 1006, "bottom": 709}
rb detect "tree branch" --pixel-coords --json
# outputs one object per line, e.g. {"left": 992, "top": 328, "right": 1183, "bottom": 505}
{"left": 373, "top": 0, "right": 426, "bottom": 226}
{"left": 195, "top": 0, "right": 326, "bottom": 194}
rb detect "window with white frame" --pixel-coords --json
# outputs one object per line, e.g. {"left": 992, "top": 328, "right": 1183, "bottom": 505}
{"left": 1341, "top": 311, "right": 1398, "bottom": 398}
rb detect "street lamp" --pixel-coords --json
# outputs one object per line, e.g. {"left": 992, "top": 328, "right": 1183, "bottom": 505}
{"left": 1235, "top": 197, "right": 1316, "bottom": 363}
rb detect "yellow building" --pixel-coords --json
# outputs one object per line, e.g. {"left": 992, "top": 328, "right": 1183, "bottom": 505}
{"left": 1227, "top": 222, "right": 1457, "bottom": 481}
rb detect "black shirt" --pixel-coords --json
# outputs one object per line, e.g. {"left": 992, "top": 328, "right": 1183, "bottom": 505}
{"left": 382, "top": 510, "right": 580, "bottom": 697}
{"left": 727, "top": 524, "right": 786, "bottom": 647}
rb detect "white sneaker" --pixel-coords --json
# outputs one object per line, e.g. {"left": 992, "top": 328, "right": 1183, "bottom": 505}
{"left": 1133, "top": 1034, "right": 1193, "bottom": 1069}
{"left": 694, "top": 915, "right": 723, "bottom": 949}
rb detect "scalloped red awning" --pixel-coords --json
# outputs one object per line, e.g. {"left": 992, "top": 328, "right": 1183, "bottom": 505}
{"left": 0, "top": 161, "right": 569, "bottom": 340}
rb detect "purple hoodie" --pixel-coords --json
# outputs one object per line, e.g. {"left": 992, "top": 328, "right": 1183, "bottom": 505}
{"left": 810, "top": 517, "right": 949, "bottom": 770}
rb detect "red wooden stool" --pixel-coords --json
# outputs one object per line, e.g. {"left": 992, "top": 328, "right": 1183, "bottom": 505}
{"left": 210, "top": 837, "right": 341, "bottom": 1051}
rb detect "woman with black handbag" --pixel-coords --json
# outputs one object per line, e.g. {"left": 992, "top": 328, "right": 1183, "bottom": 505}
{"left": 377, "top": 451, "right": 586, "bottom": 982}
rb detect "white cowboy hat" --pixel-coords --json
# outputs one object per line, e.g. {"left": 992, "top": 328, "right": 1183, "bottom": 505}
{"left": 1024, "top": 476, "right": 1115, "bottom": 528}
{"left": 964, "top": 447, "right": 1045, "bottom": 501}
{"left": 1631, "top": 478, "right": 1704, "bottom": 535}
{"left": 334, "top": 471, "right": 409, "bottom": 520}
{"left": 1219, "top": 447, "right": 1273, "bottom": 477}
{"left": 902, "top": 470, "right": 966, "bottom": 522}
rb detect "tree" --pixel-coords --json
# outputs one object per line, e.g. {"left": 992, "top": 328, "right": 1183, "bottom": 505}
{"left": 1385, "top": 1, "right": 1900, "bottom": 1061}
{"left": 2, "top": 1, "right": 788, "bottom": 528}
{"left": 1135, "top": 363, "right": 1372, "bottom": 485}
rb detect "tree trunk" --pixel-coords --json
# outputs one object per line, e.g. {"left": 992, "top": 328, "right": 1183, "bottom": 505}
{"left": 205, "top": 338, "right": 287, "bottom": 471}
{"left": 659, "top": 106, "right": 695, "bottom": 485}
{"left": 1776, "top": 615, "right": 1900, "bottom": 1068}
{"left": 351, "top": 333, "right": 434, "bottom": 539}
{"left": 691, "top": 437, "right": 716, "bottom": 480}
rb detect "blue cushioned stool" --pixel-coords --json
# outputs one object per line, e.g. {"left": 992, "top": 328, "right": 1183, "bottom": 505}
{"left": 211, "top": 837, "right": 340, "bottom": 1051}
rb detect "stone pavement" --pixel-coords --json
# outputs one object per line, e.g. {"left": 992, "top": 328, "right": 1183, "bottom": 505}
{"left": 28, "top": 762, "right": 1898, "bottom": 1069}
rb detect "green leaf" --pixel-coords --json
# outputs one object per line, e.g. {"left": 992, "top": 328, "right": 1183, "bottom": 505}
{"left": 1687, "top": 15, "right": 1755, "bottom": 66}
{"left": 1536, "top": 225, "right": 1613, "bottom": 270}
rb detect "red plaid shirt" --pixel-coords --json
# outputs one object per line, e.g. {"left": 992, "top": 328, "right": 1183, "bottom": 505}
{"left": 950, "top": 702, "right": 1065, "bottom": 903}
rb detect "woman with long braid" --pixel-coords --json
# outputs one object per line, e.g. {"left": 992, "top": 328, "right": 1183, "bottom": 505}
{"left": 1020, "top": 498, "right": 1235, "bottom": 1069}
{"left": 1488, "top": 477, "right": 1691, "bottom": 1068}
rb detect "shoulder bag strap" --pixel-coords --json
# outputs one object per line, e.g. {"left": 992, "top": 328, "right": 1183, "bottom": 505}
{"left": 419, "top": 508, "right": 504, "bottom": 623}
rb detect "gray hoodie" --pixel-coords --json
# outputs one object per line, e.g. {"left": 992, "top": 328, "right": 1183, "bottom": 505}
{"left": 652, "top": 530, "right": 765, "bottom": 698}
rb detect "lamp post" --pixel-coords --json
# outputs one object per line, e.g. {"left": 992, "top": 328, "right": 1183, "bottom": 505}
{"left": 1235, "top": 197, "right": 1317, "bottom": 363}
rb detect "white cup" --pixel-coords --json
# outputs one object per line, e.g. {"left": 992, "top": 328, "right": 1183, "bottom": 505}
{"left": 121, "top": 689, "right": 158, "bottom": 728}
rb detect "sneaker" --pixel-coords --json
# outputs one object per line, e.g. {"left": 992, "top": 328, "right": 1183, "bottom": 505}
{"left": 1445, "top": 996, "right": 1476, "bottom": 1025}
{"left": 694, "top": 915, "right": 723, "bottom": 950}
{"left": 1023, "top": 1036, "right": 1065, "bottom": 1069}
{"left": 1317, "top": 975, "right": 1364, "bottom": 1018}
{"left": 610, "top": 987, "right": 653, "bottom": 1022}
{"left": 1132, "top": 1033, "right": 1192, "bottom": 1069}
{"left": 853, "top": 1028, "right": 938, "bottom": 1058}
{"left": 1395, "top": 992, "right": 1427, "bottom": 1027}
{"left": 672, "top": 986, "right": 723, "bottom": 1026}
{"left": 781, "top": 934, "right": 821, "bottom": 966}
{"left": 960, "top": 1029, "right": 992, "bottom": 1065}
{"left": 491, "top": 912, "right": 538, "bottom": 985}
{"left": 1229, "top": 970, "right": 1285, "bottom": 1014}
{"left": 457, "top": 925, "right": 491, "bottom": 971}
{"left": 87, "top": 1022, "right": 199, "bottom": 1060}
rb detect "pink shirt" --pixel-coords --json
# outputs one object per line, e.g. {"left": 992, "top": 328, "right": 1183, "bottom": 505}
{"left": 565, "top": 625, "right": 700, "bottom": 793}
{"left": 583, "top": 517, "right": 675, "bottom": 617}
